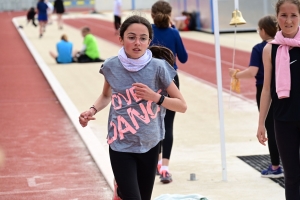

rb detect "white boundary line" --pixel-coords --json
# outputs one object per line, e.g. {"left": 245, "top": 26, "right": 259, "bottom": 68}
{"left": 12, "top": 16, "right": 114, "bottom": 191}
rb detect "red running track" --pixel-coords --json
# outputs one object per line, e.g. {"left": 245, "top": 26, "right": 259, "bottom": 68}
{"left": 64, "top": 18, "right": 256, "bottom": 101}
{"left": 0, "top": 12, "right": 112, "bottom": 199}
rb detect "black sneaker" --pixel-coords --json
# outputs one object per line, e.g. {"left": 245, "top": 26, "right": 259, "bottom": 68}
{"left": 160, "top": 170, "right": 172, "bottom": 183}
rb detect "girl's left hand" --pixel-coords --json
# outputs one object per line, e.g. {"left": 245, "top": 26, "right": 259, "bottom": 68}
{"left": 132, "top": 83, "right": 158, "bottom": 102}
{"left": 228, "top": 68, "right": 235, "bottom": 77}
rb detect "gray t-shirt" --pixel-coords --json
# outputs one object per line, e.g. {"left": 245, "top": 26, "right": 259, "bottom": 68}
{"left": 100, "top": 56, "right": 177, "bottom": 153}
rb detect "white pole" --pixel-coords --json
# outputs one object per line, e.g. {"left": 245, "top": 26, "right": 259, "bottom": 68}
{"left": 212, "top": 0, "right": 227, "bottom": 181}
{"left": 234, "top": 0, "right": 239, "bottom": 9}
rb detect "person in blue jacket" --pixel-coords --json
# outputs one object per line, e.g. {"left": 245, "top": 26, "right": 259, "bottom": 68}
{"left": 49, "top": 34, "right": 73, "bottom": 64}
{"left": 150, "top": 0, "right": 188, "bottom": 184}
{"left": 36, "top": 0, "right": 48, "bottom": 38}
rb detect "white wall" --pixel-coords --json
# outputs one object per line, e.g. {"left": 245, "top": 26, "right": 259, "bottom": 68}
{"left": 95, "top": 0, "right": 167, "bottom": 12}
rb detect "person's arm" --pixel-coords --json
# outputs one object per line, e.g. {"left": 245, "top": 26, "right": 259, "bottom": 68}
{"left": 80, "top": 44, "right": 86, "bottom": 54}
{"left": 175, "top": 33, "right": 188, "bottom": 63}
{"left": 257, "top": 44, "right": 272, "bottom": 145}
{"left": 229, "top": 66, "right": 258, "bottom": 79}
{"left": 132, "top": 81, "right": 187, "bottom": 113}
{"left": 79, "top": 79, "right": 112, "bottom": 127}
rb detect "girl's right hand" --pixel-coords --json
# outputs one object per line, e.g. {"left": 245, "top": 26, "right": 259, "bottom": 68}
{"left": 257, "top": 125, "right": 268, "bottom": 146}
{"left": 79, "top": 110, "right": 96, "bottom": 127}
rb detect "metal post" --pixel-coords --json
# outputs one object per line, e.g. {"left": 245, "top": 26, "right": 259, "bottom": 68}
{"left": 211, "top": 0, "right": 227, "bottom": 181}
{"left": 234, "top": 0, "right": 239, "bottom": 9}
{"left": 131, "top": 0, "right": 135, "bottom": 10}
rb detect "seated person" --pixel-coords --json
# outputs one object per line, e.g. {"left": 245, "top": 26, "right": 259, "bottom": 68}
{"left": 174, "top": 11, "right": 196, "bottom": 31}
{"left": 73, "top": 27, "right": 105, "bottom": 63}
{"left": 49, "top": 34, "right": 73, "bottom": 64}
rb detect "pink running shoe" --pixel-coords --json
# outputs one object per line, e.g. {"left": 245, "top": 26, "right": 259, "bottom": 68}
{"left": 112, "top": 180, "right": 122, "bottom": 200}
{"left": 156, "top": 163, "right": 162, "bottom": 175}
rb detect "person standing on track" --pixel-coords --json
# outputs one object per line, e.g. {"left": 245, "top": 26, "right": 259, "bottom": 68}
{"left": 79, "top": 15, "right": 187, "bottom": 200}
{"left": 113, "top": 0, "right": 122, "bottom": 35}
{"left": 257, "top": 0, "right": 300, "bottom": 199}
{"left": 150, "top": 0, "right": 188, "bottom": 184}
{"left": 229, "top": 15, "right": 283, "bottom": 179}
{"left": 53, "top": 0, "right": 65, "bottom": 30}
{"left": 37, "top": 0, "right": 48, "bottom": 38}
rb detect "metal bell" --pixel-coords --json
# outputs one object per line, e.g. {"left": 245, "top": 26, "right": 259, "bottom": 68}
{"left": 229, "top": 9, "right": 246, "bottom": 25}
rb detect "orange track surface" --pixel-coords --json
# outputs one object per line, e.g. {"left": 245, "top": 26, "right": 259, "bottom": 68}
{"left": 0, "top": 12, "right": 112, "bottom": 199}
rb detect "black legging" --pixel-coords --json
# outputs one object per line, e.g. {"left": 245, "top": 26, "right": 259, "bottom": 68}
{"left": 109, "top": 142, "right": 160, "bottom": 200}
{"left": 274, "top": 120, "right": 300, "bottom": 200}
{"left": 162, "top": 74, "right": 179, "bottom": 159}
{"left": 256, "top": 85, "right": 280, "bottom": 166}
{"left": 114, "top": 15, "right": 121, "bottom": 30}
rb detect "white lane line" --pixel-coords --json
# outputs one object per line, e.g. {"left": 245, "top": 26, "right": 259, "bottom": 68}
{"left": 77, "top": 18, "right": 115, "bottom": 31}
{"left": 187, "top": 50, "right": 247, "bottom": 69}
{"left": 12, "top": 16, "right": 114, "bottom": 191}
{"left": 71, "top": 18, "right": 248, "bottom": 70}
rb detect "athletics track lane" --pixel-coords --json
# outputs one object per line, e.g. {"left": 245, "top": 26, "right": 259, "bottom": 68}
{"left": 64, "top": 18, "right": 256, "bottom": 101}
{"left": 0, "top": 12, "right": 112, "bottom": 200}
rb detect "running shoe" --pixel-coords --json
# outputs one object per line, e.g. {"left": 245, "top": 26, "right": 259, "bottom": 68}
{"left": 156, "top": 163, "right": 162, "bottom": 175}
{"left": 261, "top": 165, "right": 284, "bottom": 178}
{"left": 160, "top": 170, "right": 172, "bottom": 183}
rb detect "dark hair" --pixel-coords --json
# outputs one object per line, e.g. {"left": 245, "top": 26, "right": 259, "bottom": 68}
{"left": 258, "top": 15, "right": 277, "bottom": 38}
{"left": 119, "top": 15, "right": 153, "bottom": 40}
{"left": 149, "top": 45, "right": 175, "bottom": 66}
{"left": 275, "top": 0, "right": 300, "bottom": 30}
{"left": 151, "top": 1, "right": 172, "bottom": 28}
{"left": 81, "top": 27, "right": 90, "bottom": 33}
{"left": 61, "top": 34, "right": 68, "bottom": 41}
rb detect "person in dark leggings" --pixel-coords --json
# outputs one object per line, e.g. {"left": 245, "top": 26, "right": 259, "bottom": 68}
{"left": 27, "top": 7, "right": 37, "bottom": 27}
{"left": 113, "top": 0, "right": 122, "bottom": 35}
{"left": 229, "top": 15, "right": 283, "bottom": 178}
{"left": 79, "top": 15, "right": 187, "bottom": 200}
{"left": 257, "top": 1, "right": 300, "bottom": 199}
{"left": 150, "top": 1, "right": 188, "bottom": 183}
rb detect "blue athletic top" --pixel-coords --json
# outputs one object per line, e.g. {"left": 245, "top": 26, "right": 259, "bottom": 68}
{"left": 249, "top": 41, "right": 267, "bottom": 86}
{"left": 56, "top": 40, "right": 73, "bottom": 63}
{"left": 150, "top": 24, "right": 188, "bottom": 70}
{"left": 37, "top": 1, "right": 48, "bottom": 21}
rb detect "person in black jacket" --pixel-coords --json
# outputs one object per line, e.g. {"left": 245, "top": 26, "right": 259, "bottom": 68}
{"left": 54, "top": 0, "right": 65, "bottom": 29}
{"left": 27, "top": 7, "right": 37, "bottom": 27}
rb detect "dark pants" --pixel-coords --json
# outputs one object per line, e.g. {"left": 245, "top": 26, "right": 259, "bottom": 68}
{"left": 256, "top": 85, "right": 280, "bottom": 165}
{"left": 274, "top": 120, "right": 300, "bottom": 200}
{"left": 109, "top": 142, "right": 160, "bottom": 200}
{"left": 114, "top": 15, "right": 121, "bottom": 30}
{"left": 28, "top": 18, "right": 37, "bottom": 27}
{"left": 161, "top": 74, "right": 179, "bottom": 159}
{"left": 75, "top": 53, "right": 104, "bottom": 63}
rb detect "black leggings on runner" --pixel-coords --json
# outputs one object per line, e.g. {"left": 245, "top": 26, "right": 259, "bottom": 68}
{"left": 256, "top": 85, "right": 280, "bottom": 166}
{"left": 162, "top": 74, "right": 179, "bottom": 159}
{"left": 109, "top": 142, "right": 160, "bottom": 200}
{"left": 274, "top": 120, "right": 300, "bottom": 200}
{"left": 114, "top": 15, "right": 121, "bottom": 30}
